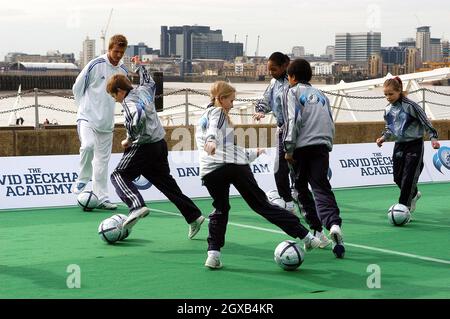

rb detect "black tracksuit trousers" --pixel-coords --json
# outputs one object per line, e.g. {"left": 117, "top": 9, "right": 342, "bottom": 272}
{"left": 111, "top": 139, "right": 202, "bottom": 224}
{"left": 202, "top": 163, "right": 310, "bottom": 252}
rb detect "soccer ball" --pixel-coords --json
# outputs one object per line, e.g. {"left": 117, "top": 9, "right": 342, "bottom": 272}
{"left": 112, "top": 214, "right": 132, "bottom": 240}
{"left": 98, "top": 217, "right": 124, "bottom": 244}
{"left": 274, "top": 240, "right": 305, "bottom": 271}
{"left": 266, "top": 190, "right": 287, "bottom": 209}
{"left": 77, "top": 191, "right": 99, "bottom": 212}
{"left": 388, "top": 203, "right": 411, "bottom": 226}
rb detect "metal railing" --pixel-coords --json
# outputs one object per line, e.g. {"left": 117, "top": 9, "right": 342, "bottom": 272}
{"left": 1, "top": 86, "right": 450, "bottom": 128}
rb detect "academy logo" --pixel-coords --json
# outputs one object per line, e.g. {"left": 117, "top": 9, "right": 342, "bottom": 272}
{"left": 433, "top": 146, "right": 450, "bottom": 174}
{"left": 132, "top": 175, "right": 153, "bottom": 190}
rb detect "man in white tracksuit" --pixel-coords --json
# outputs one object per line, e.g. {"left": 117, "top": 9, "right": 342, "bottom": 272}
{"left": 72, "top": 34, "right": 129, "bottom": 210}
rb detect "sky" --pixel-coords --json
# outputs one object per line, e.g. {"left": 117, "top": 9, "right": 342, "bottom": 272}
{"left": 0, "top": 0, "right": 448, "bottom": 61}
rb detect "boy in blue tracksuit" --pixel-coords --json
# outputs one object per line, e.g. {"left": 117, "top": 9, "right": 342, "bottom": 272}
{"left": 106, "top": 57, "right": 205, "bottom": 239}
{"left": 283, "top": 59, "right": 345, "bottom": 259}
{"left": 376, "top": 77, "right": 440, "bottom": 213}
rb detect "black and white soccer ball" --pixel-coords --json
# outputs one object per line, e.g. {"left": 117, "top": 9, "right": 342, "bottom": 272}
{"left": 98, "top": 217, "right": 123, "bottom": 244}
{"left": 274, "top": 240, "right": 305, "bottom": 271}
{"left": 77, "top": 191, "right": 99, "bottom": 212}
{"left": 388, "top": 203, "right": 411, "bottom": 226}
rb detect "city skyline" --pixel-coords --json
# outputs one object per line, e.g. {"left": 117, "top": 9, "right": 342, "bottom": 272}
{"left": 1, "top": 0, "right": 448, "bottom": 61}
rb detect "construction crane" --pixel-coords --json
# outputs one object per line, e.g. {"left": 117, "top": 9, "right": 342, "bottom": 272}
{"left": 414, "top": 14, "right": 422, "bottom": 26}
{"left": 100, "top": 8, "right": 114, "bottom": 54}
{"left": 255, "top": 35, "right": 260, "bottom": 57}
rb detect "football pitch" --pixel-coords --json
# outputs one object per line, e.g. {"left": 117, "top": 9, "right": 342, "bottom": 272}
{"left": 1, "top": 182, "right": 449, "bottom": 299}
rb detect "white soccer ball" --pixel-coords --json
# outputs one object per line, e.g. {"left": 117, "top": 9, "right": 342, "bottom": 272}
{"left": 98, "top": 217, "right": 123, "bottom": 244}
{"left": 274, "top": 240, "right": 305, "bottom": 271}
{"left": 112, "top": 214, "right": 132, "bottom": 240}
{"left": 266, "top": 190, "right": 287, "bottom": 209}
{"left": 77, "top": 191, "right": 99, "bottom": 212}
{"left": 388, "top": 203, "right": 411, "bottom": 226}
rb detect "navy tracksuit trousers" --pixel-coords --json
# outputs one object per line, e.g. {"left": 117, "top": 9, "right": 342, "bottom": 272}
{"left": 292, "top": 145, "right": 342, "bottom": 231}
{"left": 275, "top": 128, "right": 294, "bottom": 202}
{"left": 392, "top": 138, "right": 424, "bottom": 208}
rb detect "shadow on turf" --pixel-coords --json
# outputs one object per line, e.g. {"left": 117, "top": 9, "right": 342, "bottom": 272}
{"left": 0, "top": 265, "right": 67, "bottom": 290}
{"left": 111, "top": 238, "right": 153, "bottom": 247}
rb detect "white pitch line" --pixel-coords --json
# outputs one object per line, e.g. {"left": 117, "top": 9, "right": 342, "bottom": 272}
{"left": 409, "top": 222, "right": 450, "bottom": 229}
{"left": 150, "top": 208, "right": 450, "bottom": 266}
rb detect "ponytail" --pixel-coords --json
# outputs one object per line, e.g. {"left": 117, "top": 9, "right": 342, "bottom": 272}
{"left": 210, "top": 81, "right": 236, "bottom": 125}
{"left": 384, "top": 76, "right": 408, "bottom": 97}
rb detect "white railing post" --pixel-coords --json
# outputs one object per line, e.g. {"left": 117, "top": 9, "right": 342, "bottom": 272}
{"left": 34, "top": 88, "right": 39, "bottom": 129}
{"left": 185, "top": 89, "right": 189, "bottom": 126}
{"left": 422, "top": 88, "right": 426, "bottom": 110}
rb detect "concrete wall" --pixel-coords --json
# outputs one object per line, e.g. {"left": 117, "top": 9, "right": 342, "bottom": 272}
{"left": 1, "top": 121, "right": 449, "bottom": 157}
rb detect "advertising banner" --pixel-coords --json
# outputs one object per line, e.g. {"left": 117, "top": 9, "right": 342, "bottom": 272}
{"left": 1, "top": 142, "right": 448, "bottom": 210}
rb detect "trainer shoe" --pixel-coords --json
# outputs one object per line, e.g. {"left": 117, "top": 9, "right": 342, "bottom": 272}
{"left": 97, "top": 200, "right": 118, "bottom": 210}
{"left": 205, "top": 251, "right": 223, "bottom": 269}
{"left": 313, "top": 230, "right": 332, "bottom": 249}
{"left": 188, "top": 215, "right": 205, "bottom": 239}
{"left": 303, "top": 233, "right": 321, "bottom": 252}
{"left": 285, "top": 201, "right": 296, "bottom": 214}
{"left": 123, "top": 206, "right": 150, "bottom": 230}
{"left": 330, "top": 225, "right": 345, "bottom": 259}
{"left": 72, "top": 181, "right": 87, "bottom": 194}
{"left": 409, "top": 191, "right": 422, "bottom": 213}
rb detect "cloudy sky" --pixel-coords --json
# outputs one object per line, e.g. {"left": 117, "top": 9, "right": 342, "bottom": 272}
{"left": 1, "top": 0, "right": 448, "bottom": 60}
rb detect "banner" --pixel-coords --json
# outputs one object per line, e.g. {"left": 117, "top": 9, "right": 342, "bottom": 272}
{"left": 0, "top": 141, "right": 449, "bottom": 210}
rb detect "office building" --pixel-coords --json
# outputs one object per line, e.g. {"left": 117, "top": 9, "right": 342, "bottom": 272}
{"left": 81, "top": 36, "right": 96, "bottom": 68}
{"left": 335, "top": 32, "right": 381, "bottom": 62}
{"left": 160, "top": 25, "right": 243, "bottom": 75}
{"left": 416, "top": 26, "right": 431, "bottom": 62}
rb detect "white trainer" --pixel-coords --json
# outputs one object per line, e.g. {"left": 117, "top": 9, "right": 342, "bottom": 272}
{"left": 97, "top": 200, "right": 118, "bottom": 210}
{"left": 313, "top": 230, "right": 332, "bottom": 249}
{"left": 123, "top": 207, "right": 150, "bottom": 230}
{"left": 330, "top": 225, "right": 345, "bottom": 258}
{"left": 285, "top": 201, "right": 296, "bottom": 214}
{"left": 410, "top": 191, "right": 422, "bottom": 213}
{"left": 205, "top": 251, "right": 222, "bottom": 269}
{"left": 303, "top": 233, "right": 321, "bottom": 252}
{"left": 188, "top": 215, "right": 205, "bottom": 239}
{"left": 72, "top": 181, "right": 87, "bottom": 195}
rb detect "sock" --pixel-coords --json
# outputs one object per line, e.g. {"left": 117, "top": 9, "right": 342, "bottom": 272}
{"left": 303, "top": 232, "right": 315, "bottom": 241}
{"left": 208, "top": 250, "right": 220, "bottom": 258}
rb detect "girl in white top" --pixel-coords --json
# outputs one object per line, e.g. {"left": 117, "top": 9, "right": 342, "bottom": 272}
{"left": 196, "top": 81, "right": 320, "bottom": 269}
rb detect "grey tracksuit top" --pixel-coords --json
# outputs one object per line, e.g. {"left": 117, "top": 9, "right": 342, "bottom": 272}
{"left": 196, "top": 105, "right": 258, "bottom": 179}
{"left": 381, "top": 96, "right": 438, "bottom": 143}
{"left": 255, "top": 75, "right": 290, "bottom": 127}
{"left": 122, "top": 65, "right": 165, "bottom": 145}
{"left": 283, "top": 83, "right": 335, "bottom": 154}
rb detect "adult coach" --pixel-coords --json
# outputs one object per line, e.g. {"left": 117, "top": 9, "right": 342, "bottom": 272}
{"left": 72, "top": 34, "right": 129, "bottom": 210}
